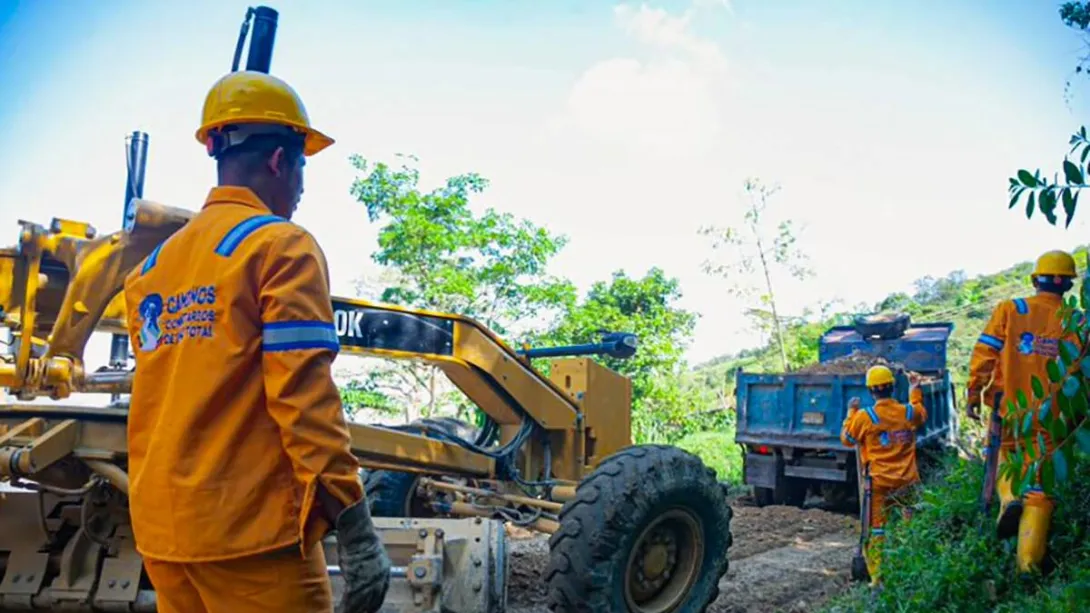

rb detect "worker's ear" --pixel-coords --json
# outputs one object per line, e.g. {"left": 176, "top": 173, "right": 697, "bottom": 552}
{"left": 266, "top": 146, "right": 286, "bottom": 178}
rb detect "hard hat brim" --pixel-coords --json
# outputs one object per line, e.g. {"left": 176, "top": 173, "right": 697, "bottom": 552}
{"left": 195, "top": 120, "right": 335, "bottom": 157}
{"left": 303, "top": 127, "right": 334, "bottom": 156}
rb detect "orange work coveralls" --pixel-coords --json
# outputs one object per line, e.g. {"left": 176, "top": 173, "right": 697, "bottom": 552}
{"left": 968, "top": 294, "right": 1075, "bottom": 451}
{"left": 123, "top": 186, "right": 363, "bottom": 613}
{"left": 840, "top": 387, "right": 928, "bottom": 582}
{"left": 968, "top": 293, "right": 1078, "bottom": 570}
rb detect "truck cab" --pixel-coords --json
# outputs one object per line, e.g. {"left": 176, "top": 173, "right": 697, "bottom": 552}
{"left": 734, "top": 316, "right": 956, "bottom": 507}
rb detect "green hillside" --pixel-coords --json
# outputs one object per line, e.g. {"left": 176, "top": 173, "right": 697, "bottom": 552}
{"left": 689, "top": 245, "right": 1090, "bottom": 404}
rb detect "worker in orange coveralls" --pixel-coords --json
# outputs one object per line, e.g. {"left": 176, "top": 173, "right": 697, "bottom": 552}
{"left": 841, "top": 365, "right": 928, "bottom": 585}
{"left": 967, "top": 249, "right": 1080, "bottom": 574}
{"left": 123, "top": 70, "right": 390, "bottom": 613}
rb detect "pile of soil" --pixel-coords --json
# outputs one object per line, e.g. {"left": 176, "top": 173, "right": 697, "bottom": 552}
{"left": 794, "top": 352, "right": 937, "bottom": 385}
{"left": 794, "top": 352, "right": 907, "bottom": 375}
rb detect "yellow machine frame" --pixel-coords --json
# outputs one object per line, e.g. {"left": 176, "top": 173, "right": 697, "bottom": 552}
{"left": 0, "top": 199, "right": 633, "bottom": 509}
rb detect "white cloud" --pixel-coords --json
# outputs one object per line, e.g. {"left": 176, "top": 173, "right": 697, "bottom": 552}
{"left": 612, "top": 3, "right": 728, "bottom": 73}
{"left": 562, "top": 57, "right": 722, "bottom": 153}
{"left": 552, "top": 1, "right": 732, "bottom": 155}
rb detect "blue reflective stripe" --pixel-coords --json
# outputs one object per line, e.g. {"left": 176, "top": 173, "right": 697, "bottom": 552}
{"left": 906, "top": 403, "right": 914, "bottom": 422}
{"left": 844, "top": 434, "right": 858, "bottom": 445}
{"left": 864, "top": 406, "right": 880, "bottom": 424}
{"left": 1014, "top": 298, "right": 1028, "bottom": 314}
{"left": 871, "top": 528, "right": 885, "bottom": 536}
{"left": 262, "top": 321, "right": 339, "bottom": 352}
{"left": 215, "top": 215, "right": 286, "bottom": 257}
{"left": 141, "top": 243, "right": 164, "bottom": 275}
{"left": 978, "top": 334, "right": 1004, "bottom": 351}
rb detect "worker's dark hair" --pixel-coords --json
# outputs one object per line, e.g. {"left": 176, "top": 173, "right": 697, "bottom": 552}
{"left": 1033, "top": 275, "right": 1075, "bottom": 295}
{"left": 216, "top": 132, "right": 305, "bottom": 177}
{"left": 869, "top": 383, "right": 894, "bottom": 399}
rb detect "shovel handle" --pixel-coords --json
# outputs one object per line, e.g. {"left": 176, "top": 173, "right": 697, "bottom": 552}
{"left": 979, "top": 395, "right": 1003, "bottom": 514}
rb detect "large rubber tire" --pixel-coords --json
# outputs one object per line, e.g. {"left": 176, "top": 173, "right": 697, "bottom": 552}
{"left": 364, "top": 468, "right": 422, "bottom": 517}
{"left": 363, "top": 417, "right": 480, "bottom": 518}
{"left": 545, "top": 444, "right": 733, "bottom": 613}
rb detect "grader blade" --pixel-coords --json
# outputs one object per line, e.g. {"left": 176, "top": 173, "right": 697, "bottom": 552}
{"left": 0, "top": 482, "right": 507, "bottom": 612}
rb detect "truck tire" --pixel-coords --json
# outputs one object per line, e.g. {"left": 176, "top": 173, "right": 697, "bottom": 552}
{"left": 754, "top": 487, "right": 776, "bottom": 507}
{"left": 545, "top": 444, "right": 733, "bottom": 613}
{"left": 782, "top": 479, "right": 808, "bottom": 508}
{"left": 363, "top": 417, "right": 480, "bottom": 518}
{"left": 753, "top": 478, "right": 807, "bottom": 508}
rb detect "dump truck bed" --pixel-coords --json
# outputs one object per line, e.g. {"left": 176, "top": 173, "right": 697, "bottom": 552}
{"left": 734, "top": 370, "right": 953, "bottom": 450}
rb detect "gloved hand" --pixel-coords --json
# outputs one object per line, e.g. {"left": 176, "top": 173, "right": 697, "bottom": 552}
{"left": 966, "top": 396, "right": 981, "bottom": 422}
{"left": 847, "top": 396, "right": 861, "bottom": 416}
{"left": 334, "top": 499, "right": 391, "bottom": 613}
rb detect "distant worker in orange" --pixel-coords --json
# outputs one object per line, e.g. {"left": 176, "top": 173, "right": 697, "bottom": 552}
{"left": 967, "top": 249, "right": 1080, "bottom": 573}
{"left": 123, "top": 70, "right": 390, "bottom": 612}
{"left": 841, "top": 365, "right": 928, "bottom": 584}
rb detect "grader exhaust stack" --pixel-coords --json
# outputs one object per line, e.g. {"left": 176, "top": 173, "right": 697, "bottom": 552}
{"left": 0, "top": 6, "right": 734, "bottom": 612}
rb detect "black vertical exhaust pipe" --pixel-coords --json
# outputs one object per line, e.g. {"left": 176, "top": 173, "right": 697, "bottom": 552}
{"left": 111, "top": 131, "right": 149, "bottom": 401}
{"left": 246, "top": 7, "right": 278, "bottom": 73}
{"left": 232, "top": 6, "right": 278, "bottom": 74}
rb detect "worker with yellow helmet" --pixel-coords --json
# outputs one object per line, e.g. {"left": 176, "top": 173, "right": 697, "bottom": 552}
{"left": 124, "top": 70, "right": 389, "bottom": 612}
{"left": 967, "top": 249, "right": 1081, "bottom": 573}
{"left": 841, "top": 364, "right": 928, "bottom": 585}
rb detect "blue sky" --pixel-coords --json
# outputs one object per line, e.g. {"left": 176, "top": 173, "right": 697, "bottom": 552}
{"left": 1, "top": 0, "right": 1088, "bottom": 369}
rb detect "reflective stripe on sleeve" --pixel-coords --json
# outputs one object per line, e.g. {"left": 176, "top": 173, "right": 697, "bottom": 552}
{"left": 262, "top": 321, "right": 340, "bottom": 352}
{"left": 977, "top": 334, "right": 1004, "bottom": 351}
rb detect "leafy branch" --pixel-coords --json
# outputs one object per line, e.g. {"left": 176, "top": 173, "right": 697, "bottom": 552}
{"left": 1008, "top": 127, "right": 1090, "bottom": 228}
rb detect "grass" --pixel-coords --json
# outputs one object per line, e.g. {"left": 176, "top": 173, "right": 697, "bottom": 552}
{"left": 674, "top": 428, "right": 744, "bottom": 485}
{"left": 823, "top": 452, "right": 1090, "bottom": 613}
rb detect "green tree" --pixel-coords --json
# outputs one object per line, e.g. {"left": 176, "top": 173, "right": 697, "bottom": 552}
{"left": 1061, "top": 1, "right": 1090, "bottom": 99}
{"left": 537, "top": 268, "right": 711, "bottom": 443}
{"left": 699, "top": 177, "right": 813, "bottom": 371}
{"left": 344, "top": 153, "right": 576, "bottom": 420}
{"left": 339, "top": 373, "right": 400, "bottom": 420}
{"left": 350, "top": 153, "right": 575, "bottom": 329}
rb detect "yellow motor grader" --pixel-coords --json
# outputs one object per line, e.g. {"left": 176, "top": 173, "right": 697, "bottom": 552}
{"left": 0, "top": 6, "right": 733, "bottom": 613}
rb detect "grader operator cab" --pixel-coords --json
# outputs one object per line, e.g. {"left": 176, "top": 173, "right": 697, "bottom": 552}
{"left": 0, "top": 6, "right": 733, "bottom": 612}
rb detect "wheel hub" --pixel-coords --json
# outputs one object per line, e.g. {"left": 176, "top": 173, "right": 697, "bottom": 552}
{"left": 624, "top": 509, "right": 704, "bottom": 613}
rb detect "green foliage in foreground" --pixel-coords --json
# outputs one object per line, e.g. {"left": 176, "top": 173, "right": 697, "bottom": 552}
{"left": 823, "top": 454, "right": 1090, "bottom": 613}
{"left": 673, "top": 429, "right": 743, "bottom": 484}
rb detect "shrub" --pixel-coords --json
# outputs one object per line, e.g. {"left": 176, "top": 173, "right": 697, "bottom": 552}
{"left": 674, "top": 429, "right": 743, "bottom": 485}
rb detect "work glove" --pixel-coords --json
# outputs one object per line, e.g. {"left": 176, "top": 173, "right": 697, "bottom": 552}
{"left": 965, "top": 395, "right": 982, "bottom": 422}
{"left": 334, "top": 498, "right": 391, "bottom": 613}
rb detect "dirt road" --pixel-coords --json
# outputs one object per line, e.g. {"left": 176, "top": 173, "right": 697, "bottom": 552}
{"left": 506, "top": 499, "right": 858, "bottom": 613}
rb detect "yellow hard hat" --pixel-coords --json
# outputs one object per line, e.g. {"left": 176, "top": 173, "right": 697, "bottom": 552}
{"left": 865, "top": 365, "right": 894, "bottom": 388}
{"left": 196, "top": 71, "right": 333, "bottom": 157}
{"left": 1032, "top": 250, "right": 1077, "bottom": 278}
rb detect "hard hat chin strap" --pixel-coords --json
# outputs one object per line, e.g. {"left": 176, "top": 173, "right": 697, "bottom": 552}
{"left": 207, "top": 123, "right": 302, "bottom": 159}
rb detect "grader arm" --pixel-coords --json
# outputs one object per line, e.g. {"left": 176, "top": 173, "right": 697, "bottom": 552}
{"left": 0, "top": 196, "right": 622, "bottom": 485}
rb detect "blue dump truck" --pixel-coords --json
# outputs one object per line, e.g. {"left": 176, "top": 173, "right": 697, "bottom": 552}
{"left": 734, "top": 316, "right": 957, "bottom": 507}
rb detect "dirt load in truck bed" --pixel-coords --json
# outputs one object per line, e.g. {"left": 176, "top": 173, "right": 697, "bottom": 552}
{"left": 793, "top": 352, "right": 932, "bottom": 382}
